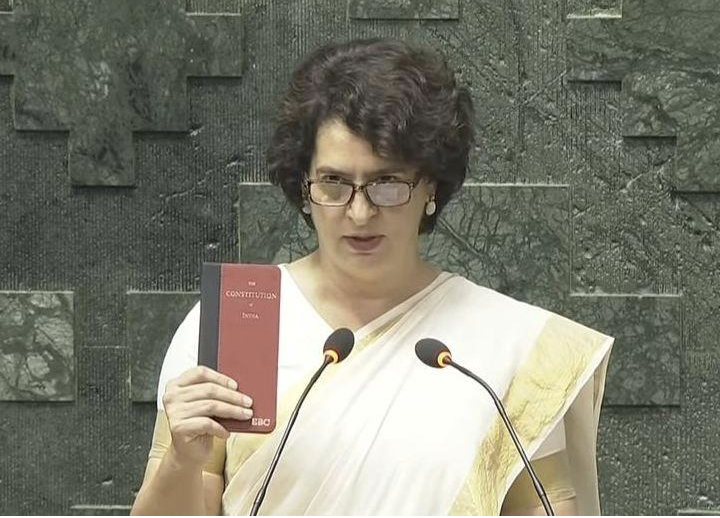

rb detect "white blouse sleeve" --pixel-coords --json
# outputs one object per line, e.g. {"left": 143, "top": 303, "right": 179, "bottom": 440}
{"left": 156, "top": 301, "right": 201, "bottom": 411}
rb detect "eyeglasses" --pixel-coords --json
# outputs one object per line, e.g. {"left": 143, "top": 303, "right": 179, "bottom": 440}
{"left": 303, "top": 177, "right": 418, "bottom": 207}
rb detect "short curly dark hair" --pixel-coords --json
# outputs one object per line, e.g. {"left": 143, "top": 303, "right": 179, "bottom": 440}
{"left": 267, "top": 37, "right": 475, "bottom": 234}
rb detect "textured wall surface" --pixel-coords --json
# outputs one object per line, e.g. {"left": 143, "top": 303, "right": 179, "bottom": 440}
{"left": 0, "top": 0, "right": 717, "bottom": 514}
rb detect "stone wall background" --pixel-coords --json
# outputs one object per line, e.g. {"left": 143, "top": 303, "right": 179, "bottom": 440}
{"left": 1, "top": 0, "right": 717, "bottom": 514}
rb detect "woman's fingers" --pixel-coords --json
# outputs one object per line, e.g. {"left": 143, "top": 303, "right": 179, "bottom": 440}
{"left": 171, "top": 416, "right": 231, "bottom": 441}
{"left": 163, "top": 366, "right": 251, "bottom": 412}
{"left": 174, "top": 365, "right": 237, "bottom": 390}
{"left": 176, "top": 382, "right": 253, "bottom": 408}
{"left": 161, "top": 366, "right": 248, "bottom": 467}
{"left": 175, "top": 399, "right": 253, "bottom": 422}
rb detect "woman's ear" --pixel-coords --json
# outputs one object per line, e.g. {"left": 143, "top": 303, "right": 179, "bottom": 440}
{"left": 426, "top": 179, "right": 438, "bottom": 198}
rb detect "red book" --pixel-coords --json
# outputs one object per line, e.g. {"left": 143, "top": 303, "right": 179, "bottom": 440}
{"left": 198, "top": 262, "right": 281, "bottom": 433}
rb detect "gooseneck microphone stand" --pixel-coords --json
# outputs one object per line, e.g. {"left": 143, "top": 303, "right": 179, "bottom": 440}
{"left": 446, "top": 358, "right": 555, "bottom": 516}
{"left": 250, "top": 356, "right": 332, "bottom": 516}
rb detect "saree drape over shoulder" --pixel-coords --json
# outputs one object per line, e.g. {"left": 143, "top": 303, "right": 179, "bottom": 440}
{"left": 154, "top": 265, "right": 614, "bottom": 515}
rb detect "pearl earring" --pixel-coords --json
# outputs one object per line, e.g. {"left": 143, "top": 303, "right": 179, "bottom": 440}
{"left": 425, "top": 197, "right": 436, "bottom": 216}
{"left": 302, "top": 202, "right": 311, "bottom": 214}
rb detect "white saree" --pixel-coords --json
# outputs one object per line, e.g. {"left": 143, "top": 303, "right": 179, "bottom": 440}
{"left": 155, "top": 264, "right": 614, "bottom": 515}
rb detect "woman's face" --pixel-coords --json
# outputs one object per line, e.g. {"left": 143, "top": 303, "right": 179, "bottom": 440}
{"left": 305, "top": 118, "right": 436, "bottom": 276}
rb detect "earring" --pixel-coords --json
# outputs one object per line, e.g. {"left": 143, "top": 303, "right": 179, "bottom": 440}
{"left": 302, "top": 201, "right": 311, "bottom": 214}
{"left": 425, "top": 197, "right": 436, "bottom": 216}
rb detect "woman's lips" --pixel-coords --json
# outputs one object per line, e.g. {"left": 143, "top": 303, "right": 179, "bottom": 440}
{"left": 344, "top": 235, "right": 384, "bottom": 252}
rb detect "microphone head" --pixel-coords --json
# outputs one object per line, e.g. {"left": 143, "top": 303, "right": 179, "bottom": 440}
{"left": 415, "top": 338, "right": 452, "bottom": 368}
{"left": 323, "top": 327, "right": 355, "bottom": 364}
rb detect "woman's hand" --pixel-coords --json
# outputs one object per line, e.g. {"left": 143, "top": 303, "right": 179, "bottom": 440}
{"left": 162, "top": 366, "right": 253, "bottom": 468}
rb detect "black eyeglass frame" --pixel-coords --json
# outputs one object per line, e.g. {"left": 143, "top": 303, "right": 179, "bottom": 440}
{"left": 302, "top": 176, "right": 419, "bottom": 208}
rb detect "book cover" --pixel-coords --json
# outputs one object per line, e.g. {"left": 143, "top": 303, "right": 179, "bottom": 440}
{"left": 198, "top": 262, "right": 281, "bottom": 433}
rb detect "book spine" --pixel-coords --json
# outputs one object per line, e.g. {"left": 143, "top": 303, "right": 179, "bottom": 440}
{"left": 198, "top": 262, "right": 221, "bottom": 369}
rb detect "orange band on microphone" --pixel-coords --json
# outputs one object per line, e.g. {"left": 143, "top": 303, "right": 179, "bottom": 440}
{"left": 325, "top": 349, "right": 340, "bottom": 364}
{"left": 437, "top": 351, "right": 451, "bottom": 367}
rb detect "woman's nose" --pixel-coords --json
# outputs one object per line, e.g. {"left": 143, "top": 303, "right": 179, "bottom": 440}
{"left": 346, "top": 188, "right": 377, "bottom": 223}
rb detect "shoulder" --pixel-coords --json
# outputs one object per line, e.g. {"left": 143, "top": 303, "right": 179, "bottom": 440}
{"left": 442, "top": 274, "right": 550, "bottom": 323}
{"left": 156, "top": 300, "right": 201, "bottom": 410}
{"left": 176, "top": 300, "right": 201, "bottom": 333}
{"left": 165, "top": 300, "right": 202, "bottom": 359}
{"left": 437, "top": 274, "right": 612, "bottom": 357}
{"left": 442, "top": 274, "right": 608, "bottom": 336}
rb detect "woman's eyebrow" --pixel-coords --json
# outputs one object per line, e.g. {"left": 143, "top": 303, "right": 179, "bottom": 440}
{"left": 315, "top": 166, "right": 404, "bottom": 177}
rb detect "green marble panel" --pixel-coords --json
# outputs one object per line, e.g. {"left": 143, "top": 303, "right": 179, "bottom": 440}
{"left": 0, "top": 13, "right": 14, "bottom": 75}
{"left": 568, "top": 294, "right": 682, "bottom": 406}
{"left": 238, "top": 183, "right": 317, "bottom": 264}
{"left": 0, "top": 291, "right": 74, "bottom": 401}
{"left": 682, "top": 349, "right": 720, "bottom": 510}
{"left": 72, "top": 346, "right": 135, "bottom": 505}
{"left": 675, "top": 193, "right": 720, "bottom": 358}
{"left": 0, "top": 0, "right": 244, "bottom": 186}
{"left": 69, "top": 505, "right": 131, "bottom": 516}
{"left": 597, "top": 407, "right": 682, "bottom": 515}
{"left": 567, "top": 1, "right": 720, "bottom": 82}
{"left": 422, "top": 184, "right": 570, "bottom": 312}
{"left": 567, "top": 0, "right": 621, "bottom": 18}
{"left": 623, "top": 72, "right": 720, "bottom": 192}
{"left": 571, "top": 137, "right": 680, "bottom": 295}
{"left": 78, "top": 346, "right": 130, "bottom": 407}
{"left": 349, "top": 0, "right": 459, "bottom": 20}
{"left": 187, "top": 1, "right": 242, "bottom": 12}
{"left": 126, "top": 291, "right": 198, "bottom": 402}
{"left": 1, "top": 402, "right": 82, "bottom": 513}
{"left": 567, "top": 1, "right": 720, "bottom": 191}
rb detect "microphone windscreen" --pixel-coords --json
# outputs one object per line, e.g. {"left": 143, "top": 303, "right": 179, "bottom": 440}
{"left": 323, "top": 327, "right": 355, "bottom": 362}
{"left": 415, "top": 338, "right": 450, "bottom": 368}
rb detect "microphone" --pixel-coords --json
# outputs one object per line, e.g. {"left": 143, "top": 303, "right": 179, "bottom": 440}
{"left": 250, "top": 328, "right": 355, "bottom": 516}
{"left": 415, "top": 338, "right": 555, "bottom": 516}
{"left": 322, "top": 327, "right": 354, "bottom": 364}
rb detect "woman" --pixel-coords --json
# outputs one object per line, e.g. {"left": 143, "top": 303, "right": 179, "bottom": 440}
{"left": 131, "top": 38, "right": 613, "bottom": 515}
